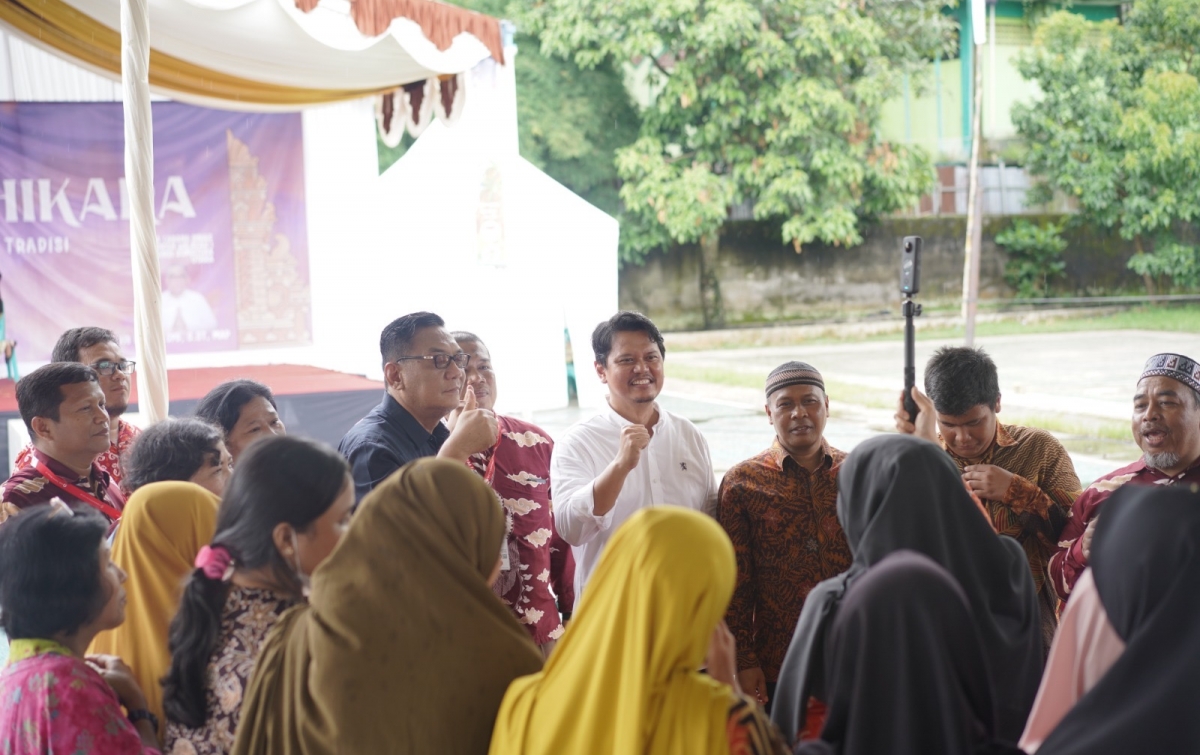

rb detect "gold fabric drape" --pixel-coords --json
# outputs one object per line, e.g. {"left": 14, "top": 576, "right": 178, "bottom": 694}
{"left": 0, "top": 0, "right": 393, "bottom": 107}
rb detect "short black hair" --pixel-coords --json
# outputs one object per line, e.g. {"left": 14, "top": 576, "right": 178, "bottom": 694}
{"left": 592, "top": 311, "right": 666, "bottom": 365}
{"left": 16, "top": 362, "right": 101, "bottom": 437}
{"left": 124, "top": 418, "right": 225, "bottom": 493}
{"left": 0, "top": 503, "right": 110, "bottom": 639}
{"left": 52, "top": 327, "right": 119, "bottom": 363}
{"left": 924, "top": 346, "right": 1000, "bottom": 416}
{"left": 380, "top": 312, "right": 445, "bottom": 366}
{"left": 193, "top": 380, "right": 277, "bottom": 438}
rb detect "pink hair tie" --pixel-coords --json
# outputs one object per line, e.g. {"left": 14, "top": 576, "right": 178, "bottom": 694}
{"left": 194, "top": 545, "right": 234, "bottom": 581}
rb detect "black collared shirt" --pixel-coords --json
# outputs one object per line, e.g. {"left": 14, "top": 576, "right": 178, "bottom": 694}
{"left": 338, "top": 393, "right": 451, "bottom": 501}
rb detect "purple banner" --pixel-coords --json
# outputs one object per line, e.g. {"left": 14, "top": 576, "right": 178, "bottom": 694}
{"left": 0, "top": 102, "right": 311, "bottom": 362}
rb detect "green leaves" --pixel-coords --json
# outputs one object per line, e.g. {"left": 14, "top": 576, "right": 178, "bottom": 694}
{"left": 995, "top": 219, "right": 1068, "bottom": 298}
{"left": 1013, "top": 0, "right": 1200, "bottom": 291}
{"left": 519, "top": 0, "right": 950, "bottom": 258}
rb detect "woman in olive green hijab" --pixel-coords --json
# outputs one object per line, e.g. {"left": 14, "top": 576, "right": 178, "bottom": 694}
{"left": 231, "top": 458, "right": 543, "bottom": 755}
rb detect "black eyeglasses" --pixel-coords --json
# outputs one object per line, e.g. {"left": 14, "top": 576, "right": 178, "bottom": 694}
{"left": 394, "top": 353, "right": 471, "bottom": 370}
{"left": 91, "top": 360, "right": 136, "bottom": 376}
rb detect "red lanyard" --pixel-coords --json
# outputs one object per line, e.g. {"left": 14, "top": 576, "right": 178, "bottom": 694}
{"left": 32, "top": 460, "right": 122, "bottom": 521}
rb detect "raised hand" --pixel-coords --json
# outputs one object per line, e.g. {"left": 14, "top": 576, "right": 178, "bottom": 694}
{"left": 894, "top": 386, "right": 938, "bottom": 442}
{"left": 615, "top": 424, "right": 651, "bottom": 472}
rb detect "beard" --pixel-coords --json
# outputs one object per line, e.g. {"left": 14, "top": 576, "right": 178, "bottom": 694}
{"left": 1143, "top": 450, "right": 1181, "bottom": 471}
{"left": 106, "top": 400, "right": 127, "bottom": 419}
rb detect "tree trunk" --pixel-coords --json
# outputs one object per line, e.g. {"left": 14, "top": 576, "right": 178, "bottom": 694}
{"left": 1136, "top": 236, "right": 1157, "bottom": 296}
{"left": 698, "top": 233, "right": 725, "bottom": 330}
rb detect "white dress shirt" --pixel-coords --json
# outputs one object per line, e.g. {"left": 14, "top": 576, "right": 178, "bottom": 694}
{"left": 552, "top": 399, "right": 717, "bottom": 598}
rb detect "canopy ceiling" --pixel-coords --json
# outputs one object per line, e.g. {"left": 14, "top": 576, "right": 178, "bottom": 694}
{"left": 0, "top": 0, "right": 502, "bottom": 108}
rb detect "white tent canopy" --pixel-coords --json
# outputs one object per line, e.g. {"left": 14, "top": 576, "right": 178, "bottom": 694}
{"left": 0, "top": 0, "right": 502, "bottom": 109}
{"left": 0, "top": 28, "right": 620, "bottom": 415}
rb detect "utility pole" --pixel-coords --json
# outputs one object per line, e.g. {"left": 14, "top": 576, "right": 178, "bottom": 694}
{"left": 961, "top": 0, "right": 988, "bottom": 347}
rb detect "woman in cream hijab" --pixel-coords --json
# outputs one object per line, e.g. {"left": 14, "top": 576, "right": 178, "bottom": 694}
{"left": 232, "top": 458, "right": 543, "bottom": 755}
{"left": 89, "top": 481, "right": 220, "bottom": 734}
{"left": 489, "top": 506, "right": 789, "bottom": 755}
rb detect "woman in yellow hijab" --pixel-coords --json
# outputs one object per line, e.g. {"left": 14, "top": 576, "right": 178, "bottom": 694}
{"left": 89, "top": 481, "right": 220, "bottom": 733}
{"left": 489, "top": 506, "right": 789, "bottom": 755}
{"left": 231, "top": 458, "right": 544, "bottom": 755}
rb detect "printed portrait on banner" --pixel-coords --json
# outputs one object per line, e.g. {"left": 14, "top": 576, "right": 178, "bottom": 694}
{"left": 0, "top": 102, "right": 312, "bottom": 362}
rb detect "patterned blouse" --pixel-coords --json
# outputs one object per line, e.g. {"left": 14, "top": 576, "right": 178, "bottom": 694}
{"left": 717, "top": 440, "right": 852, "bottom": 681}
{"left": 469, "top": 415, "right": 575, "bottom": 645}
{"left": 0, "top": 639, "right": 161, "bottom": 754}
{"left": 728, "top": 694, "right": 792, "bottom": 755}
{"left": 164, "top": 586, "right": 299, "bottom": 755}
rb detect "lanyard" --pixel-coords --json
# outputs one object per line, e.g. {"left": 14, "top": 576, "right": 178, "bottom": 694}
{"left": 32, "top": 460, "right": 122, "bottom": 521}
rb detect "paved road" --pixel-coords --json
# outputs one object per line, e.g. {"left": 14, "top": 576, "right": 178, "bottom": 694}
{"left": 533, "top": 330, "right": 1200, "bottom": 486}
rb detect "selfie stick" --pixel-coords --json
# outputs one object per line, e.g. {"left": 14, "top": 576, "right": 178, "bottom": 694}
{"left": 901, "top": 236, "right": 923, "bottom": 422}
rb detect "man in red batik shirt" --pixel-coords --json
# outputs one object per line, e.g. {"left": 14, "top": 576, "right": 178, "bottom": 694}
{"left": 13, "top": 327, "right": 139, "bottom": 490}
{"left": 455, "top": 332, "right": 575, "bottom": 655}
{"left": 1050, "top": 352, "right": 1200, "bottom": 601}
{"left": 2, "top": 363, "right": 125, "bottom": 524}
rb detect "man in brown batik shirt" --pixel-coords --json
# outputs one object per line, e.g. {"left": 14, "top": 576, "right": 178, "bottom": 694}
{"left": 718, "top": 361, "right": 852, "bottom": 714}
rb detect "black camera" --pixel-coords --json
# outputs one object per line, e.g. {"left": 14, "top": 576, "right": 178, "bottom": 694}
{"left": 900, "top": 236, "right": 922, "bottom": 295}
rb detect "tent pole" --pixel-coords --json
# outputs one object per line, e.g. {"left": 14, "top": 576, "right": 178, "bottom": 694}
{"left": 120, "top": 0, "right": 168, "bottom": 422}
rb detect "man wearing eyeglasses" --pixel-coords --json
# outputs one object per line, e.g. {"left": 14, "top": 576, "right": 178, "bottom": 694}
{"left": 339, "top": 311, "right": 499, "bottom": 501}
{"left": 12, "top": 327, "right": 139, "bottom": 489}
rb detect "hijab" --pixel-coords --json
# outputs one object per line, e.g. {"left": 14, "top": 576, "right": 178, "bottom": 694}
{"left": 1034, "top": 483, "right": 1200, "bottom": 755}
{"left": 1018, "top": 569, "right": 1125, "bottom": 753}
{"left": 230, "top": 458, "right": 543, "bottom": 755}
{"left": 488, "top": 506, "right": 738, "bottom": 755}
{"left": 794, "top": 551, "right": 1018, "bottom": 755}
{"left": 88, "top": 481, "right": 220, "bottom": 732}
{"left": 773, "top": 435, "right": 1042, "bottom": 744}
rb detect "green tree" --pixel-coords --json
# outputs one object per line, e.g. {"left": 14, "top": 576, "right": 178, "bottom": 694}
{"left": 1012, "top": 0, "right": 1200, "bottom": 294}
{"left": 379, "top": 1, "right": 638, "bottom": 219}
{"left": 521, "top": 0, "right": 952, "bottom": 327}
{"left": 995, "top": 219, "right": 1068, "bottom": 298}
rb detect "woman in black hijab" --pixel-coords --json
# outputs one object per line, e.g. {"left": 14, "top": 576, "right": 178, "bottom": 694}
{"left": 1033, "top": 483, "right": 1200, "bottom": 754}
{"left": 795, "top": 551, "right": 1019, "bottom": 755}
{"left": 772, "top": 435, "right": 1042, "bottom": 745}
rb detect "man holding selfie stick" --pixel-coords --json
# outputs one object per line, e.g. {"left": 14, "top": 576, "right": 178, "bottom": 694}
{"left": 896, "top": 348, "right": 1080, "bottom": 649}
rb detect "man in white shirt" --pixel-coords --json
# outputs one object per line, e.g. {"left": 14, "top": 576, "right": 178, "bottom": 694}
{"left": 552, "top": 311, "right": 717, "bottom": 597}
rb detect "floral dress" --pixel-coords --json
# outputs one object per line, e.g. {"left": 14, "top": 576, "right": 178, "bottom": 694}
{"left": 0, "top": 639, "right": 161, "bottom": 754}
{"left": 164, "top": 585, "right": 298, "bottom": 755}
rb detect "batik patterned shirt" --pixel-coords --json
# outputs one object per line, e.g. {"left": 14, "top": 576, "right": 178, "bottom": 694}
{"left": 942, "top": 423, "right": 1079, "bottom": 650}
{"left": 14, "top": 419, "right": 139, "bottom": 491}
{"left": 1049, "top": 458, "right": 1200, "bottom": 602}
{"left": 0, "top": 448, "right": 126, "bottom": 524}
{"left": 717, "top": 440, "right": 851, "bottom": 681}
{"left": 469, "top": 415, "right": 575, "bottom": 645}
{"left": 727, "top": 694, "right": 792, "bottom": 755}
{"left": 164, "top": 586, "right": 299, "bottom": 755}
{"left": 0, "top": 640, "right": 161, "bottom": 755}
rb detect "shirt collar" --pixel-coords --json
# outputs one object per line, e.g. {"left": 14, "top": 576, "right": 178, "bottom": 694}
{"left": 381, "top": 393, "right": 449, "bottom": 446}
{"left": 767, "top": 437, "right": 834, "bottom": 471}
{"left": 31, "top": 448, "right": 101, "bottom": 487}
{"left": 602, "top": 397, "right": 664, "bottom": 430}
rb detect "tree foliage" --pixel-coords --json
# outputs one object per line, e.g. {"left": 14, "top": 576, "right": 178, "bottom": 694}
{"left": 520, "top": 0, "right": 954, "bottom": 266}
{"left": 995, "top": 219, "right": 1068, "bottom": 298}
{"left": 1012, "top": 0, "right": 1200, "bottom": 292}
{"left": 379, "top": 0, "right": 638, "bottom": 218}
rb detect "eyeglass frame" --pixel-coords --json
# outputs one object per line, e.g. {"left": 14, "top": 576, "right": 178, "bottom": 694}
{"left": 90, "top": 359, "right": 137, "bottom": 376}
{"left": 393, "top": 353, "right": 472, "bottom": 371}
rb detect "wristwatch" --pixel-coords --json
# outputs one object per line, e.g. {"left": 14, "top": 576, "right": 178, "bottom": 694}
{"left": 127, "top": 707, "right": 160, "bottom": 732}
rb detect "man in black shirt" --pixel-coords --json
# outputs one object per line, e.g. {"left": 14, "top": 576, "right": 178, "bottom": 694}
{"left": 339, "top": 311, "right": 497, "bottom": 500}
